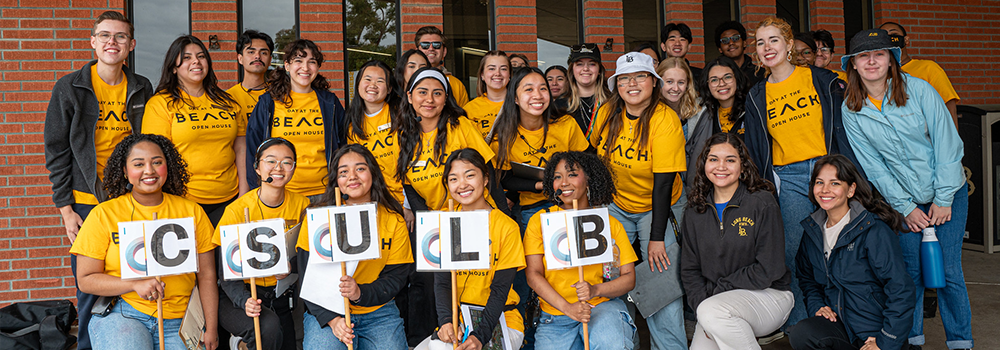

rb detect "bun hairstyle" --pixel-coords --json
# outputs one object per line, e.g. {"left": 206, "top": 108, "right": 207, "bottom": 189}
{"left": 104, "top": 134, "right": 190, "bottom": 199}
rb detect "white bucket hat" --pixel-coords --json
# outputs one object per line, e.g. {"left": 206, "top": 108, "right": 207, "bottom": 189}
{"left": 606, "top": 52, "right": 666, "bottom": 88}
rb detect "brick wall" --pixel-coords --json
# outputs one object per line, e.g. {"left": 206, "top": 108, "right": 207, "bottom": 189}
{"left": 740, "top": 0, "right": 776, "bottom": 32}
{"left": 808, "top": 0, "right": 845, "bottom": 72}
{"left": 663, "top": 0, "right": 705, "bottom": 66}
{"left": 300, "top": 0, "right": 345, "bottom": 93}
{"left": 191, "top": 0, "right": 238, "bottom": 87}
{"left": 582, "top": 0, "right": 625, "bottom": 72}
{"left": 400, "top": 0, "right": 443, "bottom": 50}
{"left": 495, "top": 0, "right": 537, "bottom": 63}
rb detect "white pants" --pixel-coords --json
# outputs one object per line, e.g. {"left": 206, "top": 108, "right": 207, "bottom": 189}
{"left": 414, "top": 329, "right": 524, "bottom": 350}
{"left": 689, "top": 288, "right": 793, "bottom": 350}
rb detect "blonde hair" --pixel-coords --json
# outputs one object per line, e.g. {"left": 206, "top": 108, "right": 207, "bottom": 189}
{"left": 753, "top": 16, "right": 796, "bottom": 77}
{"left": 476, "top": 51, "right": 510, "bottom": 96}
{"left": 656, "top": 57, "right": 699, "bottom": 120}
{"left": 566, "top": 60, "right": 610, "bottom": 113}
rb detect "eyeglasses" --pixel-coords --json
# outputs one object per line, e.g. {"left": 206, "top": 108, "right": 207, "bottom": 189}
{"left": 94, "top": 31, "right": 130, "bottom": 43}
{"left": 797, "top": 49, "right": 814, "bottom": 56}
{"left": 818, "top": 47, "right": 832, "bottom": 54}
{"left": 261, "top": 158, "right": 296, "bottom": 170}
{"left": 419, "top": 41, "right": 443, "bottom": 50}
{"left": 719, "top": 35, "right": 742, "bottom": 45}
{"left": 708, "top": 74, "right": 735, "bottom": 86}
{"left": 616, "top": 73, "right": 651, "bottom": 86}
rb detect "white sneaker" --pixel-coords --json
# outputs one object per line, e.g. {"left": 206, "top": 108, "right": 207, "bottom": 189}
{"left": 757, "top": 330, "right": 784, "bottom": 345}
{"left": 230, "top": 335, "right": 242, "bottom": 350}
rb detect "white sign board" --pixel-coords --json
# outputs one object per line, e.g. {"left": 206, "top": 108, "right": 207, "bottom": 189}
{"left": 540, "top": 208, "right": 614, "bottom": 268}
{"left": 305, "top": 203, "right": 381, "bottom": 264}
{"left": 118, "top": 217, "right": 198, "bottom": 279}
{"left": 299, "top": 260, "right": 358, "bottom": 315}
{"left": 218, "top": 218, "right": 290, "bottom": 280}
{"left": 415, "top": 211, "right": 491, "bottom": 271}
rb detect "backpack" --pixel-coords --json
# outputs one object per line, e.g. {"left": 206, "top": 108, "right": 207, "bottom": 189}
{"left": 0, "top": 299, "right": 77, "bottom": 350}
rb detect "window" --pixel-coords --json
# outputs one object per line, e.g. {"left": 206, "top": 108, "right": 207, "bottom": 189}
{"left": 776, "top": 0, "right": 809, "bottom": 33}
{"left": 443, "top": 0, "right": 492, "bottom": 100}
{"left": 129, "top": 0, "right": 190, "bottom": 88}
{"left": 844, "top": 0, "right": 875, "bottom": 51}
{"left": 536, "top": 0, "right": 579, "bottom": 71}
{"left": 622, "top": 0, "right": 660, "bottom": 53}
{"left": 702, "top": 0, "right": 737, "bottom": 63}
{"left": 344, "top": 0, "right": 399, "bottom": 100}
{"left": 241, "top": 0, "right": 298, "bottom": 67}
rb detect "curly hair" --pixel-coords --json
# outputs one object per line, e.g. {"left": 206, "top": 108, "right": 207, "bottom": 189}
{"left": 688, "top": 133, "right": 774, "bottom": 213}
{"left": 810, "top": 155, "right": 905, "bottom": 232}
{"left": 542, "top": 151, "right": 616, "bottom": 207}
{"left": 266, "top": 39, "right": 331, "bottom": 108}
{"left": 103, "top": 134, "right": 190, "bottom": 199}
{"left": 753, "top": 16, "right": 796, "bottom": 77}
{"left": 315, "top": 144, "right": 404, "bottom": 217}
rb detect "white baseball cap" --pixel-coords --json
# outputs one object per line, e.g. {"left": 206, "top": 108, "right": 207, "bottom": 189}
{"left": 606, "top": 52, "right": 666, "bottom": 88}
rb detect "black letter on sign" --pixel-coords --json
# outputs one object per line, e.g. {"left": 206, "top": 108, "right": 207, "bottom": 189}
{"left": 336, "top": 211, "right": 371, "bottom": 255}
{"left": 574, "top": 214, "right": 608, "bottom": 258}
{"left": 151, "top": 224, "right": 191, "bottom": 267}
{"left": 450, "top": 217, "right": 478, "bottom": 262}
{"left": 246, "top": 227, "right": 280, "bottom": 269}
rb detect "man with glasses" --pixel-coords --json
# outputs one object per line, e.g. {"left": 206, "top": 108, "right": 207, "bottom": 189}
{"left": 811, "top": 29, "right": 849, "bottom": 81}
{"left": 44, "top": 11, "right": 153, "bottom": 350}
{"left": 880, "top": 21, "right": 961, "bottom": 127}
{"left": 413, "top": 26, "right": 469, "bottom": 106}
{"left": 714, "top": 20, "right": 765, "bottom": 86}
{"left": 660, "top": 22, "right": 702, "bottom": 79}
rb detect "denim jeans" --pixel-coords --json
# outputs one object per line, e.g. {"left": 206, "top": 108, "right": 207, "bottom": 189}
{"left": 607, "top": 203, "right": 686, "bottom": 350}
{"left": 898, "top": 183, "right": 972, "bottom": 349}
{"left": 89, "top": 299, "right": 185, "bottom": 350}
{"left": 534, "top": 299, "right": 635, "bottom": 350}
{"left": 773, "top": 157, "right": 819, "bottom": 329}
{"left": 71, "top": 203, "right": 96, "bottom": 350}
{"left": 302, "top": 300, "right": 407, "bottom": 350}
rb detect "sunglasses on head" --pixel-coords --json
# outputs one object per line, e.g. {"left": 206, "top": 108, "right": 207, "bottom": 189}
{"left": 571, "top": 43, "right": 599, "bottom": 53}
{"left": 419, "top": 41, "right": 443, "bottom": 50}
{"left": 719, "top": 34, "right": 742, "bottom": 45}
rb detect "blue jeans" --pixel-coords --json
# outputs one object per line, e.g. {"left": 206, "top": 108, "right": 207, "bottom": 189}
{"left": 608, "top": 204, "right": 686, "bottom": 350}
{"left": 773, "top": 157, "right": 819, "bottom": 329}
{"left": 89, "top": 299, "right": 185, "bottom": 350}
{"left": 534, "top": 299, "right": 635, "bottom": 350}
{"left": 302, "top": 300, "right": 407, "bottom": 350}
{"left": 71, "top": 203, "right": 96, "bottom": 350}
{"left": 898, "top": 183, "right": 972, "bottom": 349}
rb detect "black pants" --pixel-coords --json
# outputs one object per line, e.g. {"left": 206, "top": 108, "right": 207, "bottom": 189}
{"left": 395, "top": 267, "right": 438, "bottom": 346}
{"left": 71, "top": 203, "right": 96, "bottom": 350}
{"left": 198, "top": 195, "right": 237, "bottom": 228}
{"left": 787, "top": 316, "right": 862, "bottom": 350}
{"left": 218, "top": 285, "right": 296, "bottom": 350}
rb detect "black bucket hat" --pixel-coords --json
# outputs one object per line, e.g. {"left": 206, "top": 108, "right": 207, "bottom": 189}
{"left": 841, "top": 29, "right": 902, "bottom": 71}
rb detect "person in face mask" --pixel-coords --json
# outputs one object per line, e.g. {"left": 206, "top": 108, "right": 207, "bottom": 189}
{"left": 878, "top": 22, "right": 960, "bottom": 128}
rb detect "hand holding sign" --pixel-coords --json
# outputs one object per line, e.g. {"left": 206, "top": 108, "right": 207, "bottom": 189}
{"left": 218, "top": 218, "right": 290, "bottom": 280}
{"left": 118, "top": 217, "right": 199, "bottom": 279}
{"left": 414, "top": 210, "right": 491, "bottom": 271}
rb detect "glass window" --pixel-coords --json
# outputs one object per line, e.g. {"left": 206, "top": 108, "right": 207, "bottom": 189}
{"left": 443, "top": 0, "right": 491, "bottom": 100}
{"left": 776, "top": 0, "right": 809, "bottom": 33}
{"left": 242, "top": 0, "right": 298, "bottom": 68}
{"left": 130, "top": 0, "right": 190, "bottom": 88}
{"left": 536, "top": 0, "right": 578, "bottom": 71}
{"left": 703, "top": 0, "right": 737, "bottom": 63}
{"left": 844, "top": 0, "right": 874, "bottom": 51}
{"left": 345, "top": 0, "right": 399, "bottom": 101}
{"left": 623, "top": 0, "right": 659, "bottom": 53}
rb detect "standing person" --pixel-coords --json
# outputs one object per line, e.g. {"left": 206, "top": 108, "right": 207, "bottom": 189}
{"left": 524, "top": 151, "right": 638, "bottom": 350}
{"left": 214, "top": 138, "right": 308, "bottom": 350}
{"left": 415, "top": 26, "right": 469, "bottom": 106}
{"left": 465, "top": 51, "right": 511, "bottom": 138}
{"left": 788, "top": 155, "right": 915, "bottom": 350}
{"left": 44, "top": 12, "right": 153, "bottom": 349}
{"left": 744, "top": 16, "right": 864, "bottom": 332}
{"left": 345, "top": 60, "right": 405, "bottom": 208}
{"left": 143, "top": 35, "right": 243, "bottom": 226}
{"left": 297, "top": 144, "right": 412, "bottom": 350}
{"left": 660, "top": 23, "right": 702, "bottom": 79}
{"left": 245, "top": 39, "right": 347, "bottom": 202}
{"left": 879, "top": 22, "right": 961, "bottom": 127}
{"left": 812, "top": 29, "right": 849, "bottom": 81}
{"left": 226, "top": 31, "right": 274, "bottom": 195}
{"left": 681, "top": 133, "right": 792, "bottom": 350}
{"left": 685, "top": 56, "right": 749, "bottom": 191}
{"left": 510, "top": 53, "right": 530, "bottom": 68}
{"left": 415, "top": 149, "right": 527, "bottom": 350}
{"left": 393, "top": 49, "right": 430, "bottom": 103}
{"left": 840, "top": 29, "right": 971, "bottom": 350}
{"left": 563, "top": 43, "right": 610, "bottom": 134}
{"left": 793, "top": 33, "right": 818, "bottom": 67}
{"left": 655, "top": 57, "right": 699, "bottom": 224}
{"left": 71, "top": 134, "right": 220, "bottom": 350}
{"left": 714, "top": 20, "right": 765, "bottom": 86}
{"left": 589, "top": 52, "right": 687, "bottom": 350}
{"left": 545, "top": 65, "right": 569, "bottom": 100}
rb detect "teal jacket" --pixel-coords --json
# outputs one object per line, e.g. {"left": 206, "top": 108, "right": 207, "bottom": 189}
{"left": 841, "top": 73, "right": 964, "bottom": 217}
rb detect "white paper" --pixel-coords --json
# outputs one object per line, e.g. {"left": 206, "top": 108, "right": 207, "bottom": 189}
{"left": 143, "top": 218, "right": 199, "bottom": 277}
{"left": 118, "top": 221, "right": 149, "bottom": 279}
{"left": 299, "top": 260, "right": 358, "bottom": 315}
{"left": 539, "top": 211, "right": 573, "bottom": 270}
{"left": 565, "top": 208, "right": 614, "bottom": 266}
{"left": 415, "top": 211, "right": 445, "bottom": 271}
{"left": 237, "top": 218, "right": 290, "bottom": 279}
{"left": 439, "top": 211, "right": 490, "bottom": 270}
{"left": 328, "top": 203, "right": 381, "bottom": 262}
{"left": 219, "top": 224, "right": 243, "bottom": 280}
{"left": 305, "top": 207, "right": 335, "bottom": 263}
{"left": 460, "top": 304, "right": 512, "bottom": 350}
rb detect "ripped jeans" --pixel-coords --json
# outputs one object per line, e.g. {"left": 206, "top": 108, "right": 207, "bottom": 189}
{"left": 533, "top": 298, "right": 635, "bottom": 350}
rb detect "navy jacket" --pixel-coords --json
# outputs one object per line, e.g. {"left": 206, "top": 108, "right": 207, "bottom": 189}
{"left": 744, "top": 66, "right": 865, "bottom": 184}
{"left": 796, "top": 201, "right": 915, "bottom": 350}
{"left": 245, "top": 89, "right": 347, "bottom": 189}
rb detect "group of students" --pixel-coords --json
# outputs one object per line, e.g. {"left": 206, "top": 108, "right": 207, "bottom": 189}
{"left": 45, "top": 9, "right": 971, "bottom": 350}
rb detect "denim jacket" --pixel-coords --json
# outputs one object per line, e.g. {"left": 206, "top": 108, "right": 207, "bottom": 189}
{"left": 841, "top": 73, "right": 964, "bottom": 216}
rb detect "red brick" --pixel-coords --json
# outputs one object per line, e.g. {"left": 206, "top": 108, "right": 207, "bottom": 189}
{"left": 2, "top": 29, "right": 54, "bottom": 39}
{"left": 29, "top": 247, "right": 71, "bottom": 258}
{"left": 0, "top": 291, "right": 28, "bottom": 303}
{"left": 30, "top": 287, "right": 76, "bottom": 300}
{"left": 53, "top": 9, "right": 94, "bottom": 18}
{"left": 0, "top": 249, "right": 27, "bottom": 260}
{"left": 2, "top": 8, "right": 53, "bottom": 18}
{"left": 12, "top": 258, "right": 64, "bottom": 270}
{"left": 22, "top": 41, "right": 72, "bottom": 50}
{"left": 73, "top": 0, "right": 110, "bottom": 8}
{"left": 13, "top": 278, "right": 63, "bottom": 290}
{"left": 9, "top": 196, "right": 51, "bottom": 208}
{"left": 22, "top": 61, "right": 73, "bottom": 71}
{"left": 27, "top": 227, "right": 64, "bottom": 238}
{"left": 29, "top": 267, "right": 72, "bottom": 279}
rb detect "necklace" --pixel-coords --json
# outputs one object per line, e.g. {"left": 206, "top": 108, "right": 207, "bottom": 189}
{"left": 518, "top": 133, "right": 547, "bottom": 155}
{"left": 242, "top": 81, "right": 266, "bottom": 94}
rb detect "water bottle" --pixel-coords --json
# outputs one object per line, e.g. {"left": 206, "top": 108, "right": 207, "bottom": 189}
{"left": 921, "top": 227, "right": 946, "bottom": 289}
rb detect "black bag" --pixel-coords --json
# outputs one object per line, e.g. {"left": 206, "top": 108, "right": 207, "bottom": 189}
{"left": 0, "top": 299, "right": 77, "bottom": 350}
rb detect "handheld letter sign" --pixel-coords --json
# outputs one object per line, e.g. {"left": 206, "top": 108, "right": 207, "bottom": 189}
{"left": 540, "top": 208, "right": 613, "bottom": 268}
{"left": 118, "top": 218, "right": 198, "bottom": 279}
{"left": 415, "top": 211, "right": 443, "bottom": 271}
{"left": 305, "top": 204, "right": 380, "bottom": 263}
{"left": 415, "top": 211, "right": 491, "bottom": 271}
{"left": 539, "top": 211, "right": 573, "bottom": 269}
{"left": 219, "top": 218, "right": 289, "bottom": 280}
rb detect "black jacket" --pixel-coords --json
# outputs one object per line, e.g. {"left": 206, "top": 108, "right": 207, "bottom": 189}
{"left": 44, "top": 60, "right": 153, "bottom": 207}
{"left": 739, "top": 54, "right": 766, "bottom": 87}
{"left": 682, "top": 105, "right": 744, "bottom": 188}
{"left": 680, "top": 183, "right": 790, "bottom": 310}
{"left": 796, "top": 201, "right": 915, "bottom": 350}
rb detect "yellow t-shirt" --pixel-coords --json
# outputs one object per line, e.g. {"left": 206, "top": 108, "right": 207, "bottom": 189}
{"left": 448, "top": 74, "right": 469, "bottom": 107}
{"left": 225, "top": 84, "right": 266, "bottom": 122}
{"left": 212, "top": 189, "right": 310, "bottom": 287}
{"left": 270, "top": 91, "right": 327, "bottom": 196}
{"left": 868, "top": 95, "right": 883, "bottom": 112}
{"left": 346, "top": 104, "right": 403, "bottom": 203}
{"left": 765, "top": 66, "right": 827, "bottom": 166}
{"left": 589, "top": 103, "right": 686, "bottom": 213}
{"left": 834, "top": 70, "right": 849, "bottom": 83}
{"left": 902, "top": 59, "right": 960, "bottom": 103}
{"left": 296, "top": 204, "right": 413, "bottom": 314}
{"left": 523, "top": 205, "right": 637, "bottom": 316}
{"left": 69, "top": 193, "right": 216, "bottom": 319}
{"left": 76, "top": 65, "right": 132, "bottom": 205}
{"left": 718, "top": 106, "right": 734, "bottom": 133}
{"left": 492, "top": 116, "right": 590, "bottom": 206}
{"left": 405, "top": 118, "right": 496, "bottom": 211}
{"left": 463, "top": 95, "right": 504, "bottom": 139}
{"left": 143, "top": 91, "right": 243, "bottom": 204}
{"left": 454, "top": 209, "right": 526, "bottom": 332}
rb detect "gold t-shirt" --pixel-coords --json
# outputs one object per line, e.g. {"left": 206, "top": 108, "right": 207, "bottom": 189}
{"left": 765, "top": 66, "right": 827, "bottom": 166}
{"left": 463, "top": 95, "right": 504, "bottom": 139}
{"left": 346, "top": 104, "right": 403, "bottom": 203}
{"left": 270, "top": 91, "right": 327, "bottom": 196}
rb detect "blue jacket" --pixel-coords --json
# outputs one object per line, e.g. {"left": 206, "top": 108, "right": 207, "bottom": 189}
{"left": 796, "top": 201, "right": 915, "bottom": 350}
{"left": 245, "top": 89, "right": 347, "bottom": 189}
{"left": 841, "top": 74, "right": 964, "bottom": 217}
{"left": 744, "top": 66, "right": 865, "bottom": 185}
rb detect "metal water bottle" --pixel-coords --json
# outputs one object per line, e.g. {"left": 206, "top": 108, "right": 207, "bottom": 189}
{"left": 921, "top": 227, "right": 946, "bottom": 289}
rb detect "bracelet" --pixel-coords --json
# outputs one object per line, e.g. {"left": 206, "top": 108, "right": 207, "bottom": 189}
{"left": 350, "top": 289, "right": 361, "bottom": 304}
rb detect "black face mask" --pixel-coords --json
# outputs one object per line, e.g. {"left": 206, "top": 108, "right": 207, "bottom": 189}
{"left": 888, "top": 34, "right": 906, "bottom": 48}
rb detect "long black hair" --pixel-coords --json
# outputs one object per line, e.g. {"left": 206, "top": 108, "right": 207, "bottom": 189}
{"left": 810, "top": 155, "right": 905, "bottom": 232}
{"left": 592, "top": 56, "right": 664, "bottom": 161}
{"left": 542, "top": 151, "right": 616, "bottom": 207}
{"left": 104, "top": 134, "right": 190, "bottom": 199}
{"left": 155, "top": 35, "right": 235, "bottom": 109}
{"left": 266, "top": 39, "right": 331, "bottom": 108}
{"left": 394, "top": 66, "right": 467, "bottom": 182}
{"left": 393, "top": 49, "right": 429, "bottom": 103}
{"left": 347, "top": 60, "right": 397, "bottom": 141}
{"left": 489, "top": 67, "right": 558, "bottom": 168}
{"left": 698, "top": 56, "right": 748, "bottom": 128}
{"left": 316, "top": 144, "right": 404, "bottom": 216}
{"left": 442, "top": 148, "right": 492, "bottom": 207}
{"left": 689, "top": 133, "right": 774, "bottom": 213}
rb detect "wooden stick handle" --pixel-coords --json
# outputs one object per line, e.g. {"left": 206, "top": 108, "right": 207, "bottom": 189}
{"left": 447, "top": 199, "right": 459, "bottom": 345}
{"left": 334, "top": 188, "right": 354, "bottom": 350}
{"left": 249, "top": 279, "right": 262, "bottom": 350}
{"left": 149, "top": 212, "right": 164, "bottom": 350}
{"left": 569, "top": 200, "right": 590, "bottom": 350}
